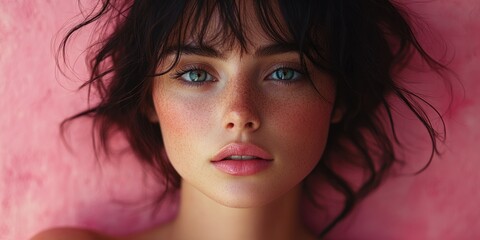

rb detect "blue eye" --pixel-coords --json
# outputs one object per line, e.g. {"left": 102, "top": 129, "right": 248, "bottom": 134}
{"left": 269, "top": 68, "right": 301, "bottom": 81}
{"left": 180, "top": 69, "right": 213, "bottom": 82}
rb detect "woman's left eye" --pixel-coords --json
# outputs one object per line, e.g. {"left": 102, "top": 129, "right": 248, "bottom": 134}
{"left": 268, "top": 68, "right": 302, "bottom": 81}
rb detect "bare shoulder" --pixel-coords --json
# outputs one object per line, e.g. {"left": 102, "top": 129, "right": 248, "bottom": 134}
{"left": 121, "top": 222, "right": 173, "bottom": 240}
{"left": 30, "top": 227, "right": 117, "bottom": 240}
{"left": 31, "top": 223, "right": 172, "bottom": 240}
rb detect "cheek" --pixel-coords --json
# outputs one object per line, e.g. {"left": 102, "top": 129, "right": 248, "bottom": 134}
{"left": 267, "top": 97, "right": 333, "bottom": 174}
{"left": 266, "top": 76, "right": 335, "bottom": 149}
{"left": 269, "top": 83, "right": 333, "bottom": 141}
{"left": 152, "top": 85, "right": 219, "bottom": 178}
{"left": 152, "top": 89, "right": 202, "bottom": 155}
{"left": 152, "top": 79, "right": 214, "bottom": 140}
{"left": 156, "top": 100, "right": 209, "bottom": 136}
{"left": 295, "top": 105, "right": 331, "bottom": 142}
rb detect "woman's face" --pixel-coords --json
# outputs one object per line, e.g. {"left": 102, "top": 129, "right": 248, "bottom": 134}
{"left": 150, "top": 7, "right": 340, "bottom": 208}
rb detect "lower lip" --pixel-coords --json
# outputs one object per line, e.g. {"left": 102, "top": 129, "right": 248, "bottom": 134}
{"left": 212, "top": 160, "right": 272, "bottom": 176}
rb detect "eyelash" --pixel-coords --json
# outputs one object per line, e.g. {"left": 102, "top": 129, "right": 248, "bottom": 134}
{"left": 171, "top": 65, "right": 216, "bottom": 87}
{"left": 266, "top": 65, "right": 304, "bottom": 85}
{"left": 171, "top": 64, "right": 304, "bottom": 86}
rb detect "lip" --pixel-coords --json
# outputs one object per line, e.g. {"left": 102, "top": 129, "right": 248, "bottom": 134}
{"left": 212, "top": 143, "right": 273, "bottom": 162}
{"left": 211, "top": 143, "right": 273, "bottom": 176}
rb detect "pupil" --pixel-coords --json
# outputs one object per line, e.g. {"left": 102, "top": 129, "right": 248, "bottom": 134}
{"left": 190, "top": 70, "right": 205, "bottom": 82}
{"left": 276, "top": 69, "right": 292, "bottom": 80}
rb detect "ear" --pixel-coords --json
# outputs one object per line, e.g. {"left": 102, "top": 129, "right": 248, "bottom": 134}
{"left": 331, "top": 104, "right": 345, "bottom": 124}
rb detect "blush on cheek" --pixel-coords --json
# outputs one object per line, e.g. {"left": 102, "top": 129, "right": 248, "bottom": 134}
{"left": 154, "top": 93, "right": 215, "bottom": 160}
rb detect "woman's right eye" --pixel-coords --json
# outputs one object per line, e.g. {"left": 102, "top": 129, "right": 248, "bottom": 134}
{"left": 179, "top": 69, "right": 214, "bottom": 83}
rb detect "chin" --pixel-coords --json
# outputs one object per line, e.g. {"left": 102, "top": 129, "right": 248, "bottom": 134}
{"left": 208, "top": 182, "right": 298, "bottom": 209}
{"left": 214, "top": 194, "right": 278, "bottom": 209}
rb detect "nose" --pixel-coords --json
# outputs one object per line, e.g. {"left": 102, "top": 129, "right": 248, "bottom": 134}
{"left": 222, "top": 81, "right": 261, "bottom": 132}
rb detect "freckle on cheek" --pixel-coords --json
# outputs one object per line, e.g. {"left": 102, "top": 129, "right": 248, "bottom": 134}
{"left": 159, "top": 101, "right": 208, "bottom": 135}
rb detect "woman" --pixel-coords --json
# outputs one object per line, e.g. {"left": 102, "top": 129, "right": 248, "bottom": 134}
{"left": 32, "top": 0, "right": 447, "bottom": 239}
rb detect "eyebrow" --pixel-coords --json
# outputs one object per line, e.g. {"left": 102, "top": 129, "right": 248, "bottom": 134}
{"left": 254, "top": 43, "right": 298, "bottom": 57}
{"left": 165, "top": 43, "right": 299, "bottom": 59}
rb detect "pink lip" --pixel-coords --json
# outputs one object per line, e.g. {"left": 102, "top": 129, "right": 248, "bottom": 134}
{"left": 211, "top": 143, "right": 273, "bottom": 176}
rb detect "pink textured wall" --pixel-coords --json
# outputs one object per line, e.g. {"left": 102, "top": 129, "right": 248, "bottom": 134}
{"left": 1, "top": 1, "right": 479, "bottom": 239}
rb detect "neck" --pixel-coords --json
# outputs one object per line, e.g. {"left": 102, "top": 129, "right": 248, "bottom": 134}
{"left": 167, "top": 181, "right": 316, "bottom": 240}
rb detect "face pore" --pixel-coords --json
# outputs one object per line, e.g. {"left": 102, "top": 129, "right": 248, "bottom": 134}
{"left": 150, "top": 2, "right": 341, "bottom": 208}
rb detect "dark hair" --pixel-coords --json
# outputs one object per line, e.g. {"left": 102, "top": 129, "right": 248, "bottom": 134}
{"left": 59, "top": 0, "right": 447, "bottom": 237}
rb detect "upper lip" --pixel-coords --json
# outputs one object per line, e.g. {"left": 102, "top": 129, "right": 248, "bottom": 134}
{"left": 211, "top": 143, "right": 273, "bottom": 162}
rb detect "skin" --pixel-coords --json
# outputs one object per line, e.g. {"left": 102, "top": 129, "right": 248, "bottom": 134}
{"left": 31, "top": 2, "right": 341, "bottom": 240}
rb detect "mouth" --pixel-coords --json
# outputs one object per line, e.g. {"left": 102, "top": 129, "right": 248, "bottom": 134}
{"left": 211, "top": 143, "right": 273, "bottom": 176}
{"left": 211, "top": 143, "right": 273, "bottom": 162}
{"left": 222, "top": 155, "right": 265, "bottom": 160}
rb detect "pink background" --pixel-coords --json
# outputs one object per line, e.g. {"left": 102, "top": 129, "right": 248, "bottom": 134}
{"left": 1, "top": 1, "right": 479, "bottom": 239}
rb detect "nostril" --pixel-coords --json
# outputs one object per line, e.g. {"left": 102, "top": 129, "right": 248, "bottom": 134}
{"left": 223, "top": 111, "right": 260, "bottom": 131}
{"left": 225, "top": 121, "right": 256, "bottom": 130}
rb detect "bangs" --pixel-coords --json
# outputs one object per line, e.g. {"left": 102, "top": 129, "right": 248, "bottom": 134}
{"left": 155, "top": 0, "right": 331, "bottom": 72}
